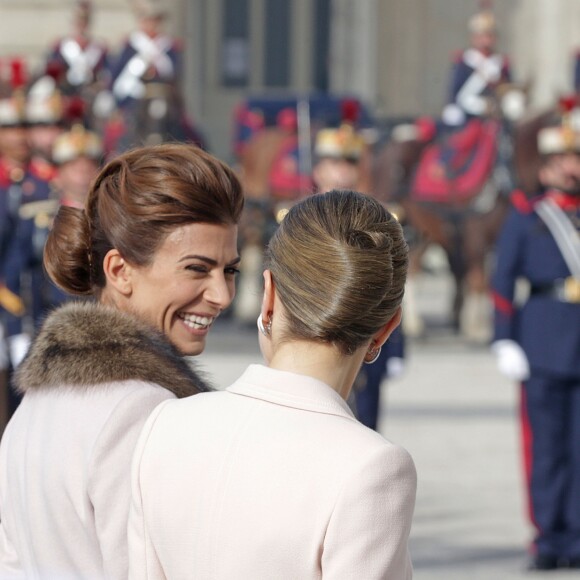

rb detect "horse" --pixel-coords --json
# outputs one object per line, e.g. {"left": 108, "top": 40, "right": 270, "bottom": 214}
{"left": 102, "top": 81, "right": 206, "bottom": 158}
{"left": 372, "top": 83, "right": 531, "bottom": 343}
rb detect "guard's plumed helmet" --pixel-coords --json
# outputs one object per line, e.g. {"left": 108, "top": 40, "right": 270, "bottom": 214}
{"left": 26, "top": 70, "right": 64, "bottom": 127}
{"left": 469, "top": 10, "right": 496, "bottom": 34}
{"left": 314, "top": 125, "right": 365, "bottom": 162}
{"left": 0, "top": 58, "right": 27, "bottom": 127}
{"left": 52, "top": 124, "right": 102, "bottom": 165}
{"left": 538, "top": 96, "right": 580, "bottom": 155}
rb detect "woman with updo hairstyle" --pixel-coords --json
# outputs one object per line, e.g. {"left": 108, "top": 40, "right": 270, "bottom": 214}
{"left": 0, "top": 143, "right": 243, "bottom": 580}
{"left": 129, "top": 190, "right": 417, "bottom": 579}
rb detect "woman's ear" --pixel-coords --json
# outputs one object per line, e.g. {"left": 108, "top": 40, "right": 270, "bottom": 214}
{"left": 373, "top": 306, "right": 402, "bottom": 349}
{"left": 261, "top": 269, "right": 275, "bottom": 321}
{"left": 102, "top": 249, "right": 133, "bottom": 296}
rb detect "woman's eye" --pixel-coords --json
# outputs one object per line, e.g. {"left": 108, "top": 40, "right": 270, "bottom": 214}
{"left": 225, "top": 267, "right": 240, "bottom": 276}
{"left": 186, "top": 265, "right": 208, "bottom": 274}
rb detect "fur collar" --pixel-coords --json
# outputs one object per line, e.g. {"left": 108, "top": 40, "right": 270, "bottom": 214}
{"left": 15, "top": 301, "right": 211, "bottom": 397}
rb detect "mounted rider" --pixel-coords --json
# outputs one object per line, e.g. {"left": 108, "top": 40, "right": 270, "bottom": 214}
{"left": 106, "top": 0, "right": 202, "bottom": 154}
{"left": 45, "top": 1, "right": 110, "bottom": 130}
{"left": 441, "top": 6, "right": 511, "bottom": 128}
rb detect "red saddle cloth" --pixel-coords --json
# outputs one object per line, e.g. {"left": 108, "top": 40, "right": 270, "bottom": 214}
{"left": 268, "top": 135, "right": 313, "bottom": 199}
{"left": 411, "top": 119, "right": 499, "bottom": 203}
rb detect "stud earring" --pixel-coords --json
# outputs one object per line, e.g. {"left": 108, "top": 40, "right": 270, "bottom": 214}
{"left": 364, "top": 344, "right": 381, "bottom": 365}
{"left": 257, "top": 315, "right": 272, "bottom": 337}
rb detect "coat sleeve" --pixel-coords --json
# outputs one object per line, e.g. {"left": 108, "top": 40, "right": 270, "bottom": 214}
{"left": 127, "top": 399, "right": 174, "bottom": 580}
{"left": 491, "top": 207, "right": 527, "bottom": 342}
{"left": 322, "top": 444, "right": 417, "bottom": 580}
{"left": 87, "top": 386, "right": 174, "bottom": 580}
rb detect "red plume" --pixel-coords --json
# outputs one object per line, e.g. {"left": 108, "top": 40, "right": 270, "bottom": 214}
{"left": 341, "top": 98, "right": 360, "bottom": 124}
{"left": 65, "top": 95, "right": 86, "bottom": 124}
{"left": 559, "top": 95, "right": 578, "bottom": 114}
{"left": 45, "top": 60, "right": 65, "bottom": 83}
{"left": 10, "top": 58, "right": 27, "bottom": 90}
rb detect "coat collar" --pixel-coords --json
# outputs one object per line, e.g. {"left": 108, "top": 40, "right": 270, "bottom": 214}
{"left": 227, "top": 364, "right": 356, "bottom": 420}
{"left": 14, "top": 301, "right": 211, "bottom": 397}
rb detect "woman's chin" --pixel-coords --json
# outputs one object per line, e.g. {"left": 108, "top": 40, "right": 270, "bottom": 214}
{"left": 172, "top": 335, "right": 206, "bottom": 357}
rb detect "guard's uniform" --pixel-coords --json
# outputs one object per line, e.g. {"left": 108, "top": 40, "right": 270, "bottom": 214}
{"left": 492, "top": 189, "right": 580, "bottom": 562}
{"left": 107, "top": 33, "right": 198, "bottom": 152}
{"left": 0, "top": 160, "right": 54, "bottom": 280}
{"left": 2, "top": 194, "right": 64, "bottom": 339}
{"left": 0, "top": 159, "right": 54, "bottom": 413}
{"left": 109, "top": 32, "right": 182, "bottom": 109}
{"left": 46, "top": 36, "right": 109, "bottom": 97}
{"left": 442, "top": 48, "right": 511, "bottom": 127}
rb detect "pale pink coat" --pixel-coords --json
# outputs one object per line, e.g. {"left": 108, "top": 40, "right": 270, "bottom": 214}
{"left": 129, "top": 364, "right": 417, "bottom": 579}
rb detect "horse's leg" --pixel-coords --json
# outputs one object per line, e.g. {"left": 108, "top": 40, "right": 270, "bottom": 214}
{"left": 460, "top": 211, "right": 493, "bottom": 344}
{"left": 460, "top": 194, "right": 511, "bottom": 343}
{"left": 439, "top": 212, "right": 466, "bottom": 333}
{"left": 402, "top": 237, "right": 429, "bottom": 338}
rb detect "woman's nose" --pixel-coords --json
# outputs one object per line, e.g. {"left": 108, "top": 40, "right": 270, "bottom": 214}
{"left": 205, "top": 274, "right": 235, "bottom": 310}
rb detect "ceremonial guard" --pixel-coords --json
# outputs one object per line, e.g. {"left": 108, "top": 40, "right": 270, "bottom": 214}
{"left": 0, "top": 59, "right": 54, "bottom": 415}
{"left": 45, "top": 1, "right": 109, "bottom": 98}
{"left": 441, "top": 5, "right": 511, "bottom": 128}
{"left": 491, "top": 99, "right": 580, "bottom": 570}
{"left": 312, "top": 123, "right": 366, "bottom": 194}
{"left": 107, "top": 0, "right": 200, "bottom": 153}
{"left": 44, "top": 0, "right": 112, "bottom": 133}
{"left": 25, "top": 70, "right": 65, "bottom": 168}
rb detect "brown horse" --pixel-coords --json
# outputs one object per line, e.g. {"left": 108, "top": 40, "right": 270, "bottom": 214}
{"left": 373, "top": 88, "right": 534, "bottom": 342}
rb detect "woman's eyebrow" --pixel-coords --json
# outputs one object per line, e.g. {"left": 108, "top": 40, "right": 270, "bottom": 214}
{"left": 178, "top": 255, "right": 241, "bottom": 266}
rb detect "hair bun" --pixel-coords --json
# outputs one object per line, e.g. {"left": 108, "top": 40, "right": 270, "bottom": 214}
{"left": 44, "top": 205, "right": 93, "bottom": 295}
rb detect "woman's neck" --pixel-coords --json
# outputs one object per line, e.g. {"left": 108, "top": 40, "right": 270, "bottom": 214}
{"left": 268, "top": 341, "right": 365, "bottom": 401}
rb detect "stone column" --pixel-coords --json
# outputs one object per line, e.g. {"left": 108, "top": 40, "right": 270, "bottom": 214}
{"left": 329, "top": 0, "right": 379, "bottom": 105}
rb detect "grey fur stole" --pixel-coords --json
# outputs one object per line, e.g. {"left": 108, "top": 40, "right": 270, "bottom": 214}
{"left": 14, "top": 301, "right": 211, "bottom": 397}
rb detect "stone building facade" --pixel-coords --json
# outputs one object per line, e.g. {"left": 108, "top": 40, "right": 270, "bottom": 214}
{"left": 1, "top": 0, "right": 580, "bottom": 159}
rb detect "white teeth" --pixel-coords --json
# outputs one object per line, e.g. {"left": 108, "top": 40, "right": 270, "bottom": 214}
{"left": 179, "top": 314, "right": 214, "bottom": 329}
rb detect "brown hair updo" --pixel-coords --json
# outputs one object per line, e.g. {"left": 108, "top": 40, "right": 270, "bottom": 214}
{"left": 265, "top": 190, "right": 408, "bottom": 355}
{"left": 44, "top": 142, "right": 243, "bottom": 296}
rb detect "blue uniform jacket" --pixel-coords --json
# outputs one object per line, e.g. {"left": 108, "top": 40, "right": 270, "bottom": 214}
{"left": 0, "top": 161, "right": 55, "bottom": 333}
{"left": 492, "top": 192, "right": 580, "bottom": 378}
{"left": 109, "top": 34, "right": 182, "bottom": 108}
{"left": 2, "top": 200, "right": 68, "bottom": 336}
{"left": 444, "top": 49, "right": 511, "bottom": 125}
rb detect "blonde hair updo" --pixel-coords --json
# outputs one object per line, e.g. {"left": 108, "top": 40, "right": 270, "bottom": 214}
{"left": 265, "top": 189, "right": 408, "bottom": 355}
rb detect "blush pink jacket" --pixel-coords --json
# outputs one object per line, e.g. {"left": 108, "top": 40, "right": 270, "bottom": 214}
{"left": 129, "top": 364, "right": 416, "bottom": 579}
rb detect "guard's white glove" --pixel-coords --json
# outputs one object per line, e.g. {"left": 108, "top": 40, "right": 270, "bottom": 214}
{"left": 386, "top": 357, "right": 405, "bottom": 379}
{"left": 92, "top": 90, "right": 116, "bottom": 119}
{"left": 8, "top": 333, "right": 31, "bottom": 368}
{"left": 491, "top": 339, "right": 530, "bottom": 382}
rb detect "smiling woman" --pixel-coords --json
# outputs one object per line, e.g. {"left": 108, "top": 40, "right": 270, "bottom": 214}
{"left": 0, "top": 143, "right": 244, "bottom": 579}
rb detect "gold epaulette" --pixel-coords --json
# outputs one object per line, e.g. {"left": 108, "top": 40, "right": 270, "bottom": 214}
{"left": 0, "top": 285, "right": 25, "bottom": 316}
{"left": 18, "top": 199, "right": 60, "bottom": 220}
